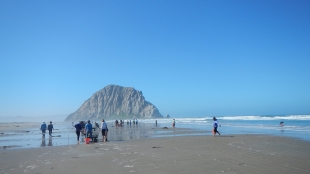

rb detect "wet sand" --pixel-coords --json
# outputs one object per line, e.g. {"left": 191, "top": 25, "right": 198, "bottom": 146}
{"left": 1, "top": 134, "right": 309, "bottom": 174}
{"left": 0, "top": 122, "right": 40, "bottom": 132}
{"left": 0, "top": 121, "right": 206, "bottom": 149}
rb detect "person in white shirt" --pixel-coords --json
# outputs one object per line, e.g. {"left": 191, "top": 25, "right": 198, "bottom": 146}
{"left": 100, "top": 119, "right": 108, "bottom": 142}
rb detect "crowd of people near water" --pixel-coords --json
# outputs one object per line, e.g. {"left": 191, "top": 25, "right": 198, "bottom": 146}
{"left": 69, "top": 119, "right": 142, "bottom": 144}
{"left": 72, "top": 120, "right": 108, "bottom": 143}
{"left": 114, "top": 119, "right": 139, "bottom": 127}
{"left": 40, "top": 117, "right": 287, "bottom": 145}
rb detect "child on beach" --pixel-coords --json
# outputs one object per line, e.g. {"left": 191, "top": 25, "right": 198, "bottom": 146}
{"left": 212, "top": 117, "right": 220, "bottom": 136}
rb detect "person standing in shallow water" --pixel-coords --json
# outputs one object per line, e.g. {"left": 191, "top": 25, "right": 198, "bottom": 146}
{"left": 100, "top": 119, "right": 108, "bottom": 142}
{"left": 172, "top": 119, "right": 175, "bottom": 128}
{"left": 212, "top": 117, "right": 221, "bottom": 136}
{"left": 40, "top": 121, "right": 47, "bottom": 138}
{"left": 47, "top": 121, "right": 54, "bottom": 136}
{"left": 85, "top": 120, "right": 92, "bottom": 139}
{"left": 74, "top": 121, "right": 82, "bottom": 143}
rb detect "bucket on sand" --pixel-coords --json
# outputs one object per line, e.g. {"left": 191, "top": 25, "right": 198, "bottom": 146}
{"left": 85, "top": 138, "right": 90, "bottom": 144}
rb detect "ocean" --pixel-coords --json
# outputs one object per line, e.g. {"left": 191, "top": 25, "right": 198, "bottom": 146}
{"left": 146, "top": 115, "right": 310, "bottom": 141}
{"left": 0, "top": 115, "right": 309, "bottom": 149}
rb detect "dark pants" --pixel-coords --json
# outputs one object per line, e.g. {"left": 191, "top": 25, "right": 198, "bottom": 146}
{"left": 48, "top": 129, "right": 52, "bottom": 136}
{"left": 76, "top": 131, "right": 80, "bottom": 141}
{"left": 42, "top": 130, "right": 46, "bottom": 137}
{"left": 214, "top": 127, "right": 220, "bottom": 134}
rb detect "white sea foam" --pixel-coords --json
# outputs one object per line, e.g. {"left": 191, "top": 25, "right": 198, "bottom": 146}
{"left": 134, "top": 115, "right": 310, "bottom": 124}
{"left": 219, "top": 115, "right": 310, "bottom": 120}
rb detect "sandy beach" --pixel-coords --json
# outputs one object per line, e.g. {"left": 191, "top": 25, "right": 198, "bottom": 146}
{"left": 1, "top": 133, "right": 309, "bottom": 174}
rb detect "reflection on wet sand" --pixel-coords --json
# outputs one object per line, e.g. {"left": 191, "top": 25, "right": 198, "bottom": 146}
{"left": 48, "top": 137, "right": 53, "bottom": 146}
{"left": 1, "top": 122, "right": 196, "bottom": 149}
{"left": 110, "top": 123, "right": 158, "bottom": 141}
{"left": 40, "top": 138, "right": 46, "bottom": 147}
{"left": 40, "top": 137, "right": 53, "bottom": 147}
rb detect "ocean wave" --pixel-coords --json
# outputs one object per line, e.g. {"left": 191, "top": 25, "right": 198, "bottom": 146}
{"left": 135, "top": 115, "right": 310, "bottom": 124}
{"left": 220, "top": 115, "right": 310, "bottom": 120}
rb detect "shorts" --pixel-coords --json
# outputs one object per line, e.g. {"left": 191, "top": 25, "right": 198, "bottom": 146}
{"left": 101, "top": 130, "right": 106, "bottom": 136}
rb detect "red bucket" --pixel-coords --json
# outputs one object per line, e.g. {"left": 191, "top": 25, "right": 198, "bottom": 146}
{"left": 85, "top": 138, "right": 90, "bottom": 144}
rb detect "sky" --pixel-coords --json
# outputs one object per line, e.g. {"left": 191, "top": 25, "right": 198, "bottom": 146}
{"left": 0, "top": 0, "right": 310, "bottom": 120}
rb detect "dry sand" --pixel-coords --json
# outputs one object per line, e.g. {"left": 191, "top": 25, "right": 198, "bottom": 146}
{"left": 1, "top": 134, "right": 309, "bottom": 174}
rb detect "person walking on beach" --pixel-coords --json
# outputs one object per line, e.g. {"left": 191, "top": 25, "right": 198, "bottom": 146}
{"left": 47, "top": 121, "right": 54, "bottom": 136}
{"left": 74, "top": 121, "right": 82, "bottom": 143}
{"left": 212, "top": 117, "right": 220, "bottom": 136}
{"left": 172, "top": 119, "right": 175, "bottom": 128}
{"left": 40, "top": 121, "right": 47, "bottom": 138}
{"left": 155, "top": 120, "right": 157, "bottom": 127}
{"left": 85, "top": 120, "right": 92, "bottom": 139}
{"left": 100, "top": 119, "right": 108, "bottom": 142}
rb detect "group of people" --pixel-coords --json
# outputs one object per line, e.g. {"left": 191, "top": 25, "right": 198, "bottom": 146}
{"left": 40, "top": 117, "right": 222, "bottom": 145}
{"left": 115, "top": 119, "right": 138, "bottom": 127}
{"left": 40, "top": 121, "right": 54, "bottom": 138}
{"left": 73, "top": 119, "right": 108, "bottom": 143}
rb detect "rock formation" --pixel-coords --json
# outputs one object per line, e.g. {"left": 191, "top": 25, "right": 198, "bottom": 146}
{"left": 65, "top": 85, "right": 163, "bottom": 121}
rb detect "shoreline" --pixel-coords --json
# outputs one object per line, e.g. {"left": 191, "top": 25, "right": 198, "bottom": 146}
{"left": 0, "top": 135, "right": 309, "bottom": 174}
{"left": 1, "top": 121, "right": 310, "bottom": 150}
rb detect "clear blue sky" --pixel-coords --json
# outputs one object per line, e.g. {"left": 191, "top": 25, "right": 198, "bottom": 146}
{"left": 1, "top": 0, "right": 309, "bottom": 119}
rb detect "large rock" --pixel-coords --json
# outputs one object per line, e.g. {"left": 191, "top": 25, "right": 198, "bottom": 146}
{"left": 65, "top": 85, "right": 163, "bottom": 121}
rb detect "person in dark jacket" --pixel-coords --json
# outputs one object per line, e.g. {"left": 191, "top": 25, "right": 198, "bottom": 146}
{"left": 47, "top": 121, "right": 54, "bottom": 136}
{"left": 74, "top": 121, "right": 82, "bottom": 142}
